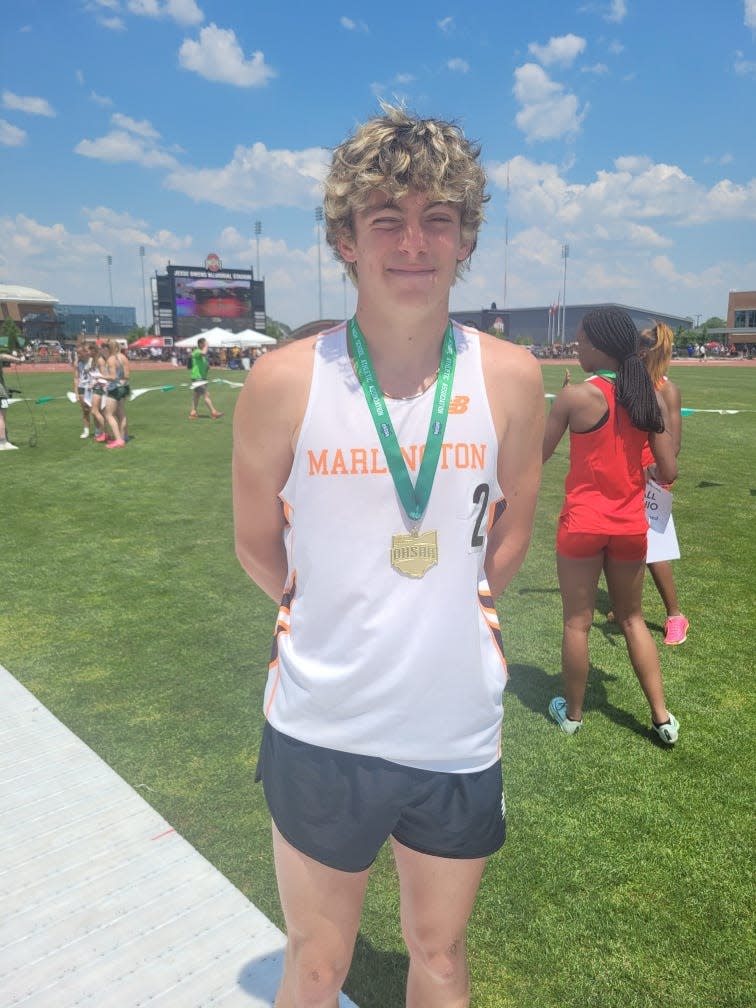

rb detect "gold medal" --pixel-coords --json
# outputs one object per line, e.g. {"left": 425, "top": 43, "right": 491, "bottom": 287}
{"left": 390, "top": 529, "right": 438, "bottom": 578}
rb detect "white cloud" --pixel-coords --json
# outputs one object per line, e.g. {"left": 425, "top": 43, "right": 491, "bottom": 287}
{"left": 490, "top": 153, "right": 756, "bottom": 236}
{"left": 734, "top": 50, "right": 756, "bottom": 76}
{"left": 75, "top": 130, "right": 179, "bottom": 169}
{"left": 0, "top": 119, "right": 26, "bottom": 147}
{"left": 528, "top": 34, "right": 586, "bottom": 68}
{"left": 111, "top": 113, "right": 161, "bottom": 139}
{"left": 128, "top": 0, "right": 160, "bottom": 16}
{"left": 90, "top": 91, "right": 114, "bottom": 107}
{"left": 447, "top": 58, "right": 470, "bottom": 73}
{"left": 179, "top": 24, "right": 275, "bottom": 87}
{"left": 704, "top": 152, "right": 734, "bottom": 166}
{"left": 0, "top": 211, "right": 194, "bottom": 317}
{"left": 703, "top": 177, "right": 756, "bottom": 221}
{"left": 2, "top": 91, "right": 56, "bottom": 117}
{"left": 466, "top": 152, "right": 756, "bottom": 322}
{"left": 605, "top": 0, "right": 627, "bottom": 23}
{"left": 513, "top": 64, "right": 587, "bottom": 141}
{"left": 127, "top": 0, "right": 203, "bottom": 24}
{"left": 340, "top": 16, "right": 368, "bottom": 32}
{"left": 626, "top": 223, "right": 673, "bottom": 247}
{"left": 438, "top": 17, "right": 454, "bottom": 34}
{"left": 166, "top": 0, "right": 204, "bottom": 23}
{"left": 746, "top": 0, "right": 756, "bottom": 29}
{"left": 582, "top": 63, "right": 608, "bottom": 75}
{"left": 83, "top": 1, "right": 123, "bottom": 29}
{"left": 164, "top": 141, "right": 329, "bottom": 210}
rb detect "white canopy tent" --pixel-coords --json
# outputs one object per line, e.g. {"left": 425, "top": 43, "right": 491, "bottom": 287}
{"left": 174, "top": 328, "right": 228, "bottom": 349}
{"left": 174, "top": 328, "right": 276, "bottom": 349}
{"left": 228, "top": 329, "right": 277, "bottom": 347}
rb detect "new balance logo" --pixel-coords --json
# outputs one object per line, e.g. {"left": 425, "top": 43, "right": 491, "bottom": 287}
{"left": 448, "top": 395, "right": 470, "bottom": 414}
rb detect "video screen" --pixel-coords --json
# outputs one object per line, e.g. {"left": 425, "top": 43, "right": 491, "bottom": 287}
{"left": 174, "top": 278, "right": 252, "bottom": 320}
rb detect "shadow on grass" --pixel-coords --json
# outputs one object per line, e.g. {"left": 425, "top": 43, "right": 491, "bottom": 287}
{"left": 344, "top": 932, "right": 408, "bottom": 1008}
{"left": 507, "top": 658, "right": 653, "bottom": 744}
{"left": 237, "top": 932, "right": 408, "bottom": 1008}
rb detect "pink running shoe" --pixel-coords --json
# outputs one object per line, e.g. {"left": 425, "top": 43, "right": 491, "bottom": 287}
{"left": 106, "top": 438, "right": 126, "bottom": 449}
{"left": 664, "top": 615, "right": 689, "bottom": 646}
{"left": 94, "top": 433, "right": 109, "bottom": 442}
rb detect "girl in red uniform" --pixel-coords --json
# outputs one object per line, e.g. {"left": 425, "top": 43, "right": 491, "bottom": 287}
{"left": 543, "top": 307, "right": 680, "bottom": 744}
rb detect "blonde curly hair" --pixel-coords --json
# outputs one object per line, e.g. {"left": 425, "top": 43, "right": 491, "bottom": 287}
{"left": 323, "top": 104, "right": 489, "bottom": 284}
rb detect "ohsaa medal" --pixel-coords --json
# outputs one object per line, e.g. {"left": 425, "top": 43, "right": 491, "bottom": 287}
{"left": 391, "top": 529, "right": 438, "bottom": 578}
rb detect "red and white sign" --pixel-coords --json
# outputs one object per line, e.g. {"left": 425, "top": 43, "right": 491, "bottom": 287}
{"left": 205, "top": 252, "right": 222, "bottom": 273}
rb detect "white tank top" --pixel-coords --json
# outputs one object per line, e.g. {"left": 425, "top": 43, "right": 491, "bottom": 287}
{"left": 265, "top": 321, "right": 507, "bottom": 772}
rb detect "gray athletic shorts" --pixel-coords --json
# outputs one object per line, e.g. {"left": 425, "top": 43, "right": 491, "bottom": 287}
{"left": 256, "top": 721, "right": 506, "bottom": 873}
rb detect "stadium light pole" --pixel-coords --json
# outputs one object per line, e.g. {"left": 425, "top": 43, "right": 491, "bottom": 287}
{"left": 560, "top": 243, "right": 569, "bottom": 345}
{"left": 315, "top": 207, "right": 324, "bottom": 319}
{"left": 254, "top": 221, "right": 262, "bottom": 279}
{"left": 139, "top": 246, "right": 148, "bottom": 331}
{"left": 107, "top": 254, "right": 114, "bottom": 306}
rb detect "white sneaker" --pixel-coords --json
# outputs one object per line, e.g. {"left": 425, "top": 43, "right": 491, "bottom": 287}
{"left": 80, "top": 430, "right": 90, "bottom": 439}
{"left": 652, "top": 712, "right": 679, "bottom": 745}
{"left": 0, "top": 441, "right": 19, "bottom": 450}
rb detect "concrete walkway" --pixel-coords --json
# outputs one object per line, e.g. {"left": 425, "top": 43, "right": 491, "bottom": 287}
{"left": 0, "top": 664, "right": 358, "bottom": 1007}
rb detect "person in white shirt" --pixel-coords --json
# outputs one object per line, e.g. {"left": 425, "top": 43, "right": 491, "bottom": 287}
{"left": 233, "top": 105, "right": 544, "bottom": 1008}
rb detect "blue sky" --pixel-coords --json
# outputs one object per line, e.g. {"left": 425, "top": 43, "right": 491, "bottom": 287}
{"left": 2, "top": 0, "right": 755, "bottom": 331}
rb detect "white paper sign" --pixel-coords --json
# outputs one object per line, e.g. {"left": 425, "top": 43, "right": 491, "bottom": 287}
{"left": 645, "top": 479, "right": 673, "bottom": 532}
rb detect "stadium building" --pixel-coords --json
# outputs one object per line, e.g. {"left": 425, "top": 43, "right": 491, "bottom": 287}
{"left": 55, "top": 304, "right": 137, "bottom": 341}
{"left": 0, "top": 283, "right": 60, "bottom": 344}
{"left": 290, "top": 302, "right": 693, "bottom": 347}
{"left": 707, "top": 290, "right": 756, "bottom": 351}
{"left": 448, "top": 302, "right": 693, "bottom": 346}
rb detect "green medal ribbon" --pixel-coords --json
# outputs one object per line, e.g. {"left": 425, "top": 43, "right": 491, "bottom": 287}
{"left": 348, "top": 317, "right": 456, "bottom": 523}
{"left": 596, "top": 369, "right": 616, "bottom": 380}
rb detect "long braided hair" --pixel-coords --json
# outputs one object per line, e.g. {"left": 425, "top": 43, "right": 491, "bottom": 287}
{"left": 582, "top": 307, "right": 664, "bottom": 433}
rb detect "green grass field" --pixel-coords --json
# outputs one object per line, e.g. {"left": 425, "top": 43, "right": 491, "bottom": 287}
{"left": 2, "top": 362, "right": 754, "bottom": 1008}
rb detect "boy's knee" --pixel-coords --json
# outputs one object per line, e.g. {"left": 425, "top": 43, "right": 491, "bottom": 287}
{"left": 285, "top": 941, "right": 350, "bottom": 1006}
{"left": 405, "top": 931, "right": 468, "bottom": 986}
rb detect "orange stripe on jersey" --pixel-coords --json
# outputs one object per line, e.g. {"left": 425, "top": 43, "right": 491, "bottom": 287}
{"left": 478, "top": 586, "right": 507, "bottom": 682}
{"left": 488, "top": 497, "right": 507, "bottom": 532}
{"left": 266, "top": 574, "right": 297, "bottom": 718}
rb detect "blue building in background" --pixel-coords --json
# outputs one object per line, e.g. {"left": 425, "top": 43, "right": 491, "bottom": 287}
{"left": 55, "top": 304, "right": 137, "bottom": 341}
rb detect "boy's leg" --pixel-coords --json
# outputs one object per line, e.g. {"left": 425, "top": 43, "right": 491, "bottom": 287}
{"left": 272, "top": 823, "right": 370, "bottom": 1008}
{"left": 392, "top": 839, "right": 487, "bottom": 1008}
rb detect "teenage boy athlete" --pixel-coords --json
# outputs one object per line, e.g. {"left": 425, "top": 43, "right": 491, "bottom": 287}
{"left": 233, "top": 105, "right": 544, "bottom": 1008}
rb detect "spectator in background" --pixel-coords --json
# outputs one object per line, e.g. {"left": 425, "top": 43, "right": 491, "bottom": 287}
{"left": 189, "top": 337, "right": 223, "bottom": 420}
{"left": 102, "top": 339, "right": 130, "bottom": 449}
{"left": 640, "top": 322, "right": 688, "bottom": 644}
{"left": 91, "top": 343, "right": 109, "bottom": 443}
{"left": 0, "top": 349, "right": 20, "bottom": 450}
{"left": 73, "top": 341, "right": 95, "bottom": 439}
